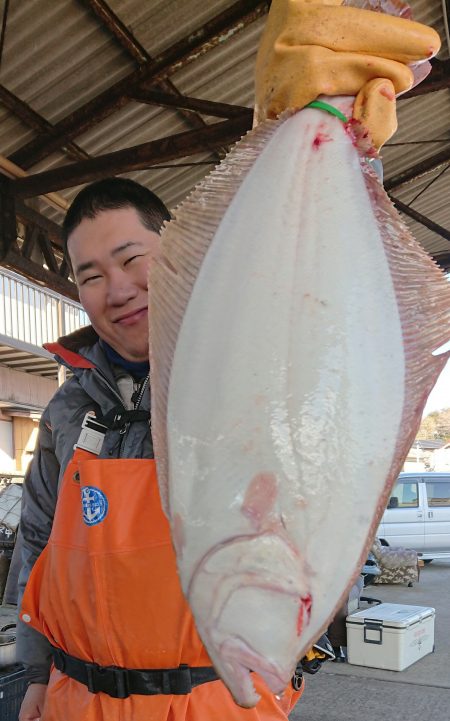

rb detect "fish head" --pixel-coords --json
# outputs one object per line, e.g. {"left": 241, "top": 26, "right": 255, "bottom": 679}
{"left": 187, "top": 533, "right": 312, "bottom": 707}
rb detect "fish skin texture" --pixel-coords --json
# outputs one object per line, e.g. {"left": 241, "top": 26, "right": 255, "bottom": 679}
{"left": 149, "top": 98, "right": 450, "bottom": 707}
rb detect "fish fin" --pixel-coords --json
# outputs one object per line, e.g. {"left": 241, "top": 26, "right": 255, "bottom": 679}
{"left": 360, "top": 161, "right": 450, "bottom": 552}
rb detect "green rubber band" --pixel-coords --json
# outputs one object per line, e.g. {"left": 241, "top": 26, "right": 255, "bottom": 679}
{"left": 305, "top": 100, "right": 349, "bottom": 124}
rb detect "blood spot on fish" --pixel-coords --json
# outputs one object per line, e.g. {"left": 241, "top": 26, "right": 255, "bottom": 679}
{"left": 312, "top": 133, "right": 331, "bottom": 150}
{"left": 345, "top": 118, "right": 377, "bottom": 158}
{"left": 242, "top": 472, "right": 278, "bottom": 529}
{"left": 296, "top": 594, "right": 312, "bottom": 636}
{"left": 172, "top": 513, "right": 186, "bottom": 558}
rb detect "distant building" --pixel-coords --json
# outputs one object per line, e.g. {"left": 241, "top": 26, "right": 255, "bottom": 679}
{"left": 430, "top": 442, "right": 450, "bottom": 471}
{"left": 0, "top": 267, "right": 87, "bottom": 477}
{"left": 403, "top": 439, "right": 446, "bottom": 472}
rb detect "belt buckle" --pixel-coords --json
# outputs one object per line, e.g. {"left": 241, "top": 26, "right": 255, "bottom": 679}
{"left": 292, "top": 668, "right": 303, "bottom": 691}
{"left": 85, "top": 663, "right": 97, "bottom": 694}
{"left": 85, "top": 663, "right": 130, "bottom": 699}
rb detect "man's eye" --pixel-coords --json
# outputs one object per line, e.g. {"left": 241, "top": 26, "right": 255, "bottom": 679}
{"left": 80, "top": 275, "right": 101, "bottom": 285}
{"left": 124, "top": 255, "right": 141, "bottom": 266}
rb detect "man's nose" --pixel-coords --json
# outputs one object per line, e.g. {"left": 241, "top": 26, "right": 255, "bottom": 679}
{"left": 106, "top": 270, "right": 138, "bottom": 305}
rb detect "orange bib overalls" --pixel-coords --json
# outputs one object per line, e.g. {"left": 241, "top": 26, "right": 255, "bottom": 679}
{"left": 21, "top": 449, "right": 303, "bottom": 720}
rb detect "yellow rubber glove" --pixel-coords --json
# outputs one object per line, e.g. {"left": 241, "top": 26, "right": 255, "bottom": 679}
{"left": 254, "top": 0, "right": 441, "bottom": 149}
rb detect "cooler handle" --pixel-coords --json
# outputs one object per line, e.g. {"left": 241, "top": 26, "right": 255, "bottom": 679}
{"left": 364, "top": 621, "right": 383, "bottom": 645}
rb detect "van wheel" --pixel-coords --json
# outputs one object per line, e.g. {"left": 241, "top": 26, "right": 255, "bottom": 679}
{"left": 423, "top": 560, "right": 433, "bottom": 565}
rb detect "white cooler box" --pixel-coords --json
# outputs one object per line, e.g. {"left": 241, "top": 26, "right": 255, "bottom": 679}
{"left": 346, "top": 603, "right": 435, "bottom": 671}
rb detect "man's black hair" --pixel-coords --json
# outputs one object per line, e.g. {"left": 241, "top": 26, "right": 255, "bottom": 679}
{"left": 62, "top": 177, "right": 171, "bottom": 260}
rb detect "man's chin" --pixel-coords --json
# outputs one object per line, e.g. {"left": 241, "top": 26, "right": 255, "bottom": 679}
{"left": 105, "top": 337, "right": 149, "bottom": 363}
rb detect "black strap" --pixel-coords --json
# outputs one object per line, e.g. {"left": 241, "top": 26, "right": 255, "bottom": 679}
{"left": 99, "top": 407, "right": 150, "bottom": 431}
{"left": 52, "top": 648, "right": 218, "bottom": 699}
{"left": 291, "top": 665, "right": 303, "bottom": 690}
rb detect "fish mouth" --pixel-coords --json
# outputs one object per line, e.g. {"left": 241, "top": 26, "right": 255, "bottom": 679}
{"left": 217, "top": 635, "right": 290, "bottom": 708}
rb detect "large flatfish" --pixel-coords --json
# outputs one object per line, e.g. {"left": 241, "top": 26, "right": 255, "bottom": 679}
{"left": 149, "top": 1, "right": 450, "bottom": 709}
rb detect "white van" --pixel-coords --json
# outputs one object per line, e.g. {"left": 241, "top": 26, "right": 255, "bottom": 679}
{"left": 377, "top": 472, "right": 450, "bottom": 561}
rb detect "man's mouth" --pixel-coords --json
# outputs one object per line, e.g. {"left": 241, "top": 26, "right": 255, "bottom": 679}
{"left": 114, "top": 307, "right": 148, "bottom": 326}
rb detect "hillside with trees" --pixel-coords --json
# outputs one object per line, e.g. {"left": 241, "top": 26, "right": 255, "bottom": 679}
{"left": 417, "top": 408, "right": 450, "bottom": 442}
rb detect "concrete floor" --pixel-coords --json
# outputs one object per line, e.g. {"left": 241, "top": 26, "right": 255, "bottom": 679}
{"left": 1, "top": 561, "right": 448, "bottom": 720}
{"left": 291, "top": 560, "right": 450, "bottom": 721}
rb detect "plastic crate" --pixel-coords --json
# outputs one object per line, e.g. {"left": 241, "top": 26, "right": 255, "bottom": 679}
{"left": 0, "top": 665, "right": 27, "bottom": 721}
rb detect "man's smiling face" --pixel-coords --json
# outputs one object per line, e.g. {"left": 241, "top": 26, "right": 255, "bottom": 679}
{"left": 68, "top": 206, "right": 161, "bottom": 362}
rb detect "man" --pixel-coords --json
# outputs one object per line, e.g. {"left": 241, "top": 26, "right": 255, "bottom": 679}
{"left": 17, "top": 178, "right": 169, "bottom": 720}
{"left": 18, "top": 3, "right": 439, "bottom": 719}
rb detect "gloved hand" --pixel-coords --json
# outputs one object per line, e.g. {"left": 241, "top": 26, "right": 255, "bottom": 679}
{"left": 254, "top": 0, "right": 441, "bottom": 149}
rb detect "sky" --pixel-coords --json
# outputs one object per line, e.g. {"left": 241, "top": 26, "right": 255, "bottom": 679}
{"left": 423, "top": 342, "right": 450, "bottom": 417}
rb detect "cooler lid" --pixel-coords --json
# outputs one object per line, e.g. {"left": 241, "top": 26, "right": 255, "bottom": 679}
{"left": 347, "top": 603, "right": 435, "bottom": 628}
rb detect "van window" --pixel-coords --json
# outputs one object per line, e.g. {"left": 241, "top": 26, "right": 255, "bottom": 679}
{"left": 425, "top": 481, "right": 450, "bottom": 507}
{"left": 389, "top": 481, "right": 419, "bottom": 508}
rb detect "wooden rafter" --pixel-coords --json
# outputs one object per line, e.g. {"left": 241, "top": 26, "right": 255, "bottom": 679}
{"left": 0, "top": 85, "right": 89, "bottom": 163}
{"left": 12, "top": 115, "right": 252, "bottom": 197}
{"left": 10, "top": 0, "right": 267, "bottom": 169}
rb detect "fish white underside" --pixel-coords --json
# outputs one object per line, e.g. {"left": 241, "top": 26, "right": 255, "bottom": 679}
{"left": 165, "top": 108, "right": 406, "bottom": 701}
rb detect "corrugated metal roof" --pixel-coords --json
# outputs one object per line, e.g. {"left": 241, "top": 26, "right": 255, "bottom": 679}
{"left": 108, "top": 0, "right": 235, "bottom": 56}
{"left": 1, "top": 0, "right": 134, "bottom": 121}
{"left": 0, "top": 0, "right": 449, "bottom": 265}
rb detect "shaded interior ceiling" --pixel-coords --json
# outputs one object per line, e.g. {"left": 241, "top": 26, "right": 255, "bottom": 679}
{"left": 0, "top": 0, "right": 449, "bottom": 301}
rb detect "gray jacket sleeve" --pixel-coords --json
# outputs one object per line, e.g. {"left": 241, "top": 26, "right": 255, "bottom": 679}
{"left": 16, "top": 408, "right": 60, "bottom": 684}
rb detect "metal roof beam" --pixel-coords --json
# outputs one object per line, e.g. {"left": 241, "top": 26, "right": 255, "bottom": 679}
{"left": 11, "top": 115, "right": 252, "bottom": 196}
{"left": 78, "top": 0, "right": 225, "bottom": 160}
{"left": 10, "top": 0, "right": 267, "bottom": 169}
{"left": 390, "top": 195, "right": 450, "bottom": 244}
{"left": 130, "top": 89, "right": 253, "bottom": 119}
{"left": 2, "top": 248, "right": 78, "bottom": 300}
{"left": 15, "top": 201, "right": 63, "bottom": 247}
{"left": 0, "top": 175, "right": 16, "bottom": 261}
{"left": 78, "top": 0, "right": 150, "bottom": 65}
{"left": 0, "top": 85, "right": 89, "bottom": 162}
{"left": 384, "top": 148, "right": 450, "bottom": 191}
